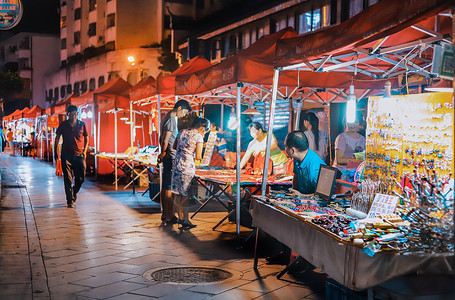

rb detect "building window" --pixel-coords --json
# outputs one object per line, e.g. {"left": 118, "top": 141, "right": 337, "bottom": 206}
{"left": 81, "top": 80, "right": 88, "bottom": 93}
{"left": 89, "top": 78, "right": 96, "bottom": 91}
{"left": 74, "top": 82, "right": 80, "bottom": 95}
{"left": 108, "top": 71, "right": 119, "bottom": 81}
{"left": 127, "top": 72, "right": 138, "bottom": 86}
{"left": 89, "top": 0, "right": 97, "bottom": 12}
{"left": 270, "top": 19, "right": 277, "bottom": 34}
{"left": 61, "top": 86, "right": 66, "bottom": 99}
{"left": 297, "top": 11, "right": 312, "bottom": 34}
{"left": 196, "top": 0, "right": 204, "bottom": 9}
{"left": 74, "top": 7, "right": 81, "bottom": 20}
{"left": 105, "top": 41, "right": 115, "bottom": 50}
{"left": 48, "top": 89, "right": 53, "bottom": 100}
{"left": 220, "top": 37, "right": 226, "bottom": 58}
{"left": 60, "top": 16, "right": 67, "bottom": 28}
{"left": 107, "top": 13, "right": 115, "bottom": 28}
{"left": 61, "top": 38, "right": 67, "bottom": 50}
{"left": 67, "top": 84, "right": 72, "bottom": 95}
{"left": 350, "top": 0, "right": 363, "bottom": 17}
{"left": 88, "top": 23, "right": 96, "bottom": 37}
{"left": 98, "top": 76, "right": 105, "bottom": 87}
{"left": 74, "top": 31, "right": 81, "bottom": 45}
{"left": 54, "top": 87, "right": 59, "bottom": 100}
{"left": 228, "top": 35, "right": 236, "bottom": 55}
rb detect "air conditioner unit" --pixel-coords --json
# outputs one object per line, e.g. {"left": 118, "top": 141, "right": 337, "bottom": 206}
{"left": 432, "top": 43, "right": 453, "bottom": 80}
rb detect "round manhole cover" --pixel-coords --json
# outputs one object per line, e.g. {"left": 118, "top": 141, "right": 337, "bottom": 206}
{"left": 143, "top": 266, "right": 242, "bottom": 284}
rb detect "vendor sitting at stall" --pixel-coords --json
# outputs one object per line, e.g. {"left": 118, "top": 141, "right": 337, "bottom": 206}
{"left": 332, "top": 119, "right": 365, "bottom": 170}
{"left": 239, "top": 122, "right": 287, "bottom": 174}
{"left": 285, "top": 130, "right": 326, "bottom": 194}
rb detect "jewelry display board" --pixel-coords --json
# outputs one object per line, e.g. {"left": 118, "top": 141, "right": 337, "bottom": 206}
{"left": 365, "top": 92, "right": 454, "bottom": 190}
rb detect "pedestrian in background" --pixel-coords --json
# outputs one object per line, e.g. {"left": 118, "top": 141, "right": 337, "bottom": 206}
{"left": 171, "top": 117, "right": 210, "bottom": 229}
{"left": 157, "top": 100, "right": 192, "bottom": 225}
{"left": 54, "top": 105, "right": 89, "bottom": 208}
{"left": 7, "top": 128, "right": 14, "bottom": 155}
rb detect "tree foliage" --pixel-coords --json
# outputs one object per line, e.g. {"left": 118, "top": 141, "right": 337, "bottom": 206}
{"left": 158, "top": 35, "right": 179, "bottom": 73}
{"left": 0, "top": 71, "right": 24, "bottom": 101}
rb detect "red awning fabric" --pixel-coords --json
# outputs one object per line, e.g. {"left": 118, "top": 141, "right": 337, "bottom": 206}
{"left": 158, "top": 56, "right": 213, "bottom": 95}
{"left": 129, "top": 76, "right": 157, "bottom": 102}
{"left": 274, "top": 0, "right": 453, "bottom": 67}
{"left": 12, "top": 107, "right": 30, "bottom": 120}
{"left": 44, "top": 106, "right": 53, "bottom": 115}
{"left": 97, "top": 94, "right": 132, "bottom": 113}
{"left": 23, "top": 105, "right": 43, "bottom": 119}
{"left": 72, "top": 78, "right": 132, "bottom": 107}
{"left": 3, "top": 109, "right": 20, "bottom": 122}
{"left": 175, "top": 28, "right": 299, "bottom": 95}
{"left": 53, "top": 93, "right": 76, "bottom": 115}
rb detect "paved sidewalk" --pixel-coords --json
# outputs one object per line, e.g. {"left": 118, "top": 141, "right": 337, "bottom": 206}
{"left": 0, "top": 154, "right": 324, "bottom": 299}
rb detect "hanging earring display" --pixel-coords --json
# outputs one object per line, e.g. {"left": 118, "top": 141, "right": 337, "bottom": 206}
{"left": 365, "top": 92, "right": 454, "bottom": 192}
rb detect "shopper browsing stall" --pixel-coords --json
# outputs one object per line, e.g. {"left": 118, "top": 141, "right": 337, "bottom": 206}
{"left": 239, "top": 122, "right": 287, "bottom": 174}
{"left": 157, "top": 100, "right": 192, "bottom": 225}
{"left": 302, "top": 111, "right": 327, "bottom": 161}
{"left": 332, "top": 119, "right": 365, "bottom": 169}
{"left": 284, "top": 131, "right": 326, "bottom": 194}
{"left": 171, "top": 117, "right": 210, "bottom": 229}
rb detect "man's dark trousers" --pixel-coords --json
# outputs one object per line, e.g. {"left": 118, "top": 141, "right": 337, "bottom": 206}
{"left": 61, "top": 152, "right": 86, "bottom": 204}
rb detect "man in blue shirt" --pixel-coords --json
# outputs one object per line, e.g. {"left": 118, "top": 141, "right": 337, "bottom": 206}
{"left": 285, "top": 131, "right": 326, "bottom": 194}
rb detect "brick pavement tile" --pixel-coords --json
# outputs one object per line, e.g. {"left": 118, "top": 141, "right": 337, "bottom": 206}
{"left": 106, "top": 293, "right": 158, "bottom": 300}
{"left": 0, "top": 283, "right": 32, "bottom": 296}
{"left": 237, "top": 276, "right": 289, "bottom": 293}
{"left": 204, "top": 288, "right": 264, "bottom": 300}
{"left": 159, "top": 290, "right": 211, "bottom": 300}
{"left": 48, "top": 283, "right": 92, "bottom": 298}
{"left": 130, "top": 283, "right": 194, "bottom": 298}
{"left": 75, "top": 281, "right": 146, "bottom": 299}
{"left": 252, "top": 285, "right": 314, "bottom": 299}
{"left": 72, "top": 272, "right": 138, "bottom": 288}
{"left": 187, "top": 279, "right": 250, "bottom": 295}
{"left": 42, "top": 249, "right": 80, "bottom": 258}
{"left": 47, "top": 272, "right": 95, "bottom": 287}
{"left": 123, "top": 275, "right": 160, "bottom": 285}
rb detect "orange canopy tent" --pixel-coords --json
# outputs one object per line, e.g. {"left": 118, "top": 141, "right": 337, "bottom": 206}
{"left": 23, "top": 105, "right": 43, "bottom": 119}
{"left": 53, "top": 93, "right": 77, "bottom": 115}
{"left": 157, "top": 56, "right": 212, "bottom": 95}
{"left": 3, "top": 109, "right": 20, "bottom": 122}
{"left": 71, "top": 77, "right": 132, "bottom": 107}
{"left": 12, "top": 107, "right": 30, "bottom": 120}
{"left": 129, "top": 76, "right": 157, "bottom": 102}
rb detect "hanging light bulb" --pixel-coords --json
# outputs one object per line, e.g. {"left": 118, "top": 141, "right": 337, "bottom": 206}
{"left": 87, "top": 110, "right": 93, "bottom": 119}
{"left": 384, "top": 81, "right": 392, "bottom": 99}
{"left": 346, "top": 85, "right": 356, "bottom": 123}
{"left": 227, "top": 107, "right": 238, "bottom": 130}
{"left": 120, "top": 112, "right": 128, "bottom": 121}
{"left": 81, "top": 111, "right": 87, "bottom": 119}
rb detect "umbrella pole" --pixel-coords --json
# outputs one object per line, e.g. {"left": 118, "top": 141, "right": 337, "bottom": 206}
{"left": 261, "top": 69, "right": 280, "bottom": 196}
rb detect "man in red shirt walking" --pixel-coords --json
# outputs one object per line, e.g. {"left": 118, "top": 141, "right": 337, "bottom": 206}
{"left": 54, "top": 105, "right": 89, "bottom": 208}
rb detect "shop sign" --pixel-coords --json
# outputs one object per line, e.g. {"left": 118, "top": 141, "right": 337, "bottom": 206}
{"left": 0, "top": 0, "right": 23, "bottom": 30}
{"left": 47, "top": 116, "right": 59, "bottom": 128}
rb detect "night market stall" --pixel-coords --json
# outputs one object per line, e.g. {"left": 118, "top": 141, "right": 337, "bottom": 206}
{"left": 250, "top": 0, "right": 454, "bottom": 295}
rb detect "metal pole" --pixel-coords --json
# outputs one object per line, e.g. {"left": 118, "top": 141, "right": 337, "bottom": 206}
{"left": 220, "top": 103, "right": 224, "bottom": 131}
{"left": 158, "top": 95, "right": 162, "bottom": 200}
{"left": 114, "top": 109, "right": 118, "bottom": 191}
{"left": 236, "top": 82, "right": 242, "bottom": 240}
{"left": 130, "top": 101, "right": 134, "bottom": 149}
{"left": 451, "top": 6, "right": 454, "bottom": 253}
{"left": 97, "top": 111, "right": 101, "bottom": 178}
{"left": 261, "top": 69, "right": 280, "bottom": 196}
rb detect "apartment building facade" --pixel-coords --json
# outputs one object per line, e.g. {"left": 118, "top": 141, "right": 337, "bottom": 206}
{"left": 46, "top": 0, "right": 200, "bottom": 105}
{"left": 0, "top": 32, "right": 60, "bottom": 114}
{"left": 177, "top": 0, "right": 380, "bottom": 63}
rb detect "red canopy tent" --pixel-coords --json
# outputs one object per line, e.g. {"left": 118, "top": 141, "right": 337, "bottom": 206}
{"left": 23, "top": 105, "right": 43, "bottom": 119}
{"left": 12, "top": 107, "right": 30, "bottom": 120}
{"left": 3, "top": 109, "right": 20, "bottom": 122}
{"left": 129, "top": 76, "right": 157, "bottom": 102}
{"left": 53, "top": 93, "right": 76, "bottom": 115}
